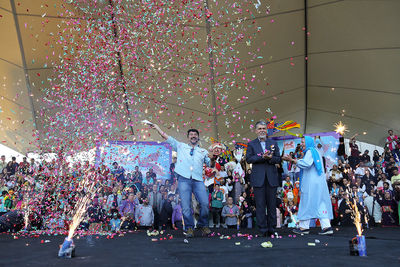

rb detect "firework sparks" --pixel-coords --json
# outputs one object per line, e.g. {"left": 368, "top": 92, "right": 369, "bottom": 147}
{"left": 345, "top": 188, "right": 363, "bottom": 236}
{"left": 334, "top": 121, "right": 348, "bottom": 135}
{"left": 23, "top": 199, "right": 31, "bottom": 230}
{"left": 67, "top": 171, "right": 99, "bottom": 239}
{"left": 351, "top": 198, "right": 363, "bottom": 236}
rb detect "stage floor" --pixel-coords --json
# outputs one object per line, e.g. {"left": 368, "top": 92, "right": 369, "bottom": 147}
{"left": 1, "top": 226, "right": 399, "bottom": 266}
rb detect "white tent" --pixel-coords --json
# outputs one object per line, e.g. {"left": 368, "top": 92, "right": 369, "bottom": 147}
{"left": 1, "top": 0, "right": 399, "bottom": 155}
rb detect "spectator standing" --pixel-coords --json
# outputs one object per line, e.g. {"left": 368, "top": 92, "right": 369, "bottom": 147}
{"left": 222, "top": 197, "right": 239, "bottom": 229}
{"left": 172, "top": 200, "right": 183, "bottom": 230}
{"left": 386, "top": 130, "right": 400, "bottom": 161}
{"left": 211, "top": 184, "right": 223, "bottom": 228}
{"left": 135, "top": 198, "right": 154, "bottom": 229}
{"left": 148, "top": 184, "right": 162, "bottom": 229}
{"left": 111, "top": 162, "right": 125, "bottom": 184}
{"left": 337, "top": 137, "right": 346, "bottom": 163}
{"left": 349, "top": 134, "right": 361, "bottom": 169}
{"left": 159, "top": 193, "right": 174, "bottom": 229}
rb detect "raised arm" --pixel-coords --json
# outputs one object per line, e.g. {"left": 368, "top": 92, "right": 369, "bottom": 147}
{"left": 148, "top": 123, "right": 169, "bottom": 140}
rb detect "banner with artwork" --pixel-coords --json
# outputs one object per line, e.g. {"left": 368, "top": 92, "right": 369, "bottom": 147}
{"left": 272, "top": 132, "right": 340, "bottom": 171}
{"left": 95, "top": 141, "right": 172, "bottom": 179}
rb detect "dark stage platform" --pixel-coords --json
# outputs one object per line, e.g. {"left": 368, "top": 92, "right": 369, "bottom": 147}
{"left": 1, "top": 227, "right": 399, "bottom": 266}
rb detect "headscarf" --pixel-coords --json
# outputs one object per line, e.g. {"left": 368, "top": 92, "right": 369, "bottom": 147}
{"left": 303, "top": 136, "right": 324, "bottom": 176}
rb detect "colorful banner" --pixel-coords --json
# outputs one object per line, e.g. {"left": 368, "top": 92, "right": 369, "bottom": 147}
{"left": 95, "top": 141, "right": 172, "bottom": 179}
{"left": 272, "top": 132, "right": 340, "bottom": 171}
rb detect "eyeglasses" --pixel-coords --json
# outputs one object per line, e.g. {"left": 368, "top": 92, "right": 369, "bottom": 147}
{"left": 190, "top": 148, "right": 194, "bottom": 156}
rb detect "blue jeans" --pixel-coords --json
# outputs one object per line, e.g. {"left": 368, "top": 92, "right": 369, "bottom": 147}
{"left": 177, "top": 174, "right": 209, "bottom": 230}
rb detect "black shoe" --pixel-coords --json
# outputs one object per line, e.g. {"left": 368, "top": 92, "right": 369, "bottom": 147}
{"left": 319, "top": 227, "right": 333, "bottom": 235}
{"left": 261, "top": 231, "right": 268, "bottom": 237}
{"left": 267, "top": 231, "right": 278, "bottom": 237}
{"left": 293, "top": 228, "right": 310, "bottom": 235}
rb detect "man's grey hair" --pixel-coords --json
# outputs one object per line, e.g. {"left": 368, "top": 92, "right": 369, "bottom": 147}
{"left": 255, "top": 120, "right": 267, "bottom": 129}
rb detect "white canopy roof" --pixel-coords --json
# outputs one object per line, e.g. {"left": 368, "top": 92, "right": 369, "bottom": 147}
{"left": 1, "top": 0, "right": 399, "bottom": 154}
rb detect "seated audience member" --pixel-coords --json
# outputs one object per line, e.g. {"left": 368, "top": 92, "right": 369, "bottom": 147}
{"left": 331, "top": 182, "right": 339, "bottom": 197}
{"left": 363, "top": 188, "right": 382, "bottom": 225}
{"left": 0, "top": 191, "right": 8, "bottom": 215}
{"left": 109, "top": 211, "right": 121, "bottom": 232}
{"left": 378, "top": 191, "right": 398, "bottom": 226}
{"left": 362, "top": 169, "right": 376, "bottom": 186}
{"left": 391, "top": 168, "right": 400, "bottom": 185}
{"left": 360, "top": 150, "right": 371, "bottom": 166}
{"left": 283, "top": 200, "right": 298, "bottom": 228}
{"left": 3, "top": 189, "right": 15, "bottom": 210}
{"left": 341, "top": 178, "right": 351, "bottom": 192}
{"left": 331, "top": 195, "right": 340, "bottom": 226}
{"left": 281, "top": 175, "right": 293, "bottom": 190}
{"left": 221, "top": 197, "right": 239, "bottom": 229}
{"left": 0, "top": 210, "right": 24, "bottom": 232}
{"left": 328, "top": 165, "right": 343, "bottom": 187}
{"left": 87, "top": 198, "right": 106, "bottom": 231}
{"left": 338, "top": 193, "right": 353, "bottom": 226}
{"left": 239, "top": 200, "right": 253, "bottom": 229}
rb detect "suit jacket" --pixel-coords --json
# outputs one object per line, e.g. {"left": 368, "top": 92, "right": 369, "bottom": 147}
{"left": 148, "top": 191, "right": 162, "bottom": 213}
{"left": 246, "top": 138, "right": 281, "bottom": 187}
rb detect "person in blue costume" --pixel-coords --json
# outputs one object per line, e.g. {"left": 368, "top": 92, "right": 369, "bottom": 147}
{"left": 282, "top": 136, "right": 333, "bottom": 235}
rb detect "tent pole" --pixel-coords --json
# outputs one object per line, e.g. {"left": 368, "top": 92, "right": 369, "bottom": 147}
{"left": 9, "top": 0, "right": 39, "bottom": 148}
{"left": 203, "top": 0, "right": 220, "bottom": 140}
{"left": 108, "top": 0, "right": 135, "bottom": 136}
{"left": 303, "top": 0, "right": 308, "bottom": 135}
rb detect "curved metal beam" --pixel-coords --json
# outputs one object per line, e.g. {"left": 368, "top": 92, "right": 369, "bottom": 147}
{"left": 10, "top": 0, "right": 38, "bottom": 134}
{"left": 203, "top": 0, "right": 219, "bottom": 139}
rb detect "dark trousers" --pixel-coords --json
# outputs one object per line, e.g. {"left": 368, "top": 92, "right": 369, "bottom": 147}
{"left": 211, "top": 207, "right": 222, "bottom": 225}
{"left": 254, "top": 179, "right": 277, "bottom": 233}
{"left": 153, "top": 208, "right": 159, "bottom": 229}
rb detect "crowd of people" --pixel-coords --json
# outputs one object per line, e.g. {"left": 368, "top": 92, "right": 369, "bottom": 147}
{"left": 0, "top": 129, "right": 399, "bottom": 234}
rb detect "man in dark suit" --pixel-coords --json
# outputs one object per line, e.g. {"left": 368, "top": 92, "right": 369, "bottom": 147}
{"left": 246, "top": 120, "right": 281, "bottom": 236}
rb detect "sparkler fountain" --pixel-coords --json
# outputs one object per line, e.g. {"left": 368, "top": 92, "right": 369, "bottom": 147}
{"left": 346, "top": 189, "right": 367, "bottom": 257}
{"left": 58, "top": 171, "right": 99, "bottom": 258}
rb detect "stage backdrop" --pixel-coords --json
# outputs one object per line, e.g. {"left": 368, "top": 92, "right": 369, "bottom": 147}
{"left": 95, "top": 141, "right": 172, "bottom": 179}
{"left": 271, "top": 132, "right": 340, "bottom": 172}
